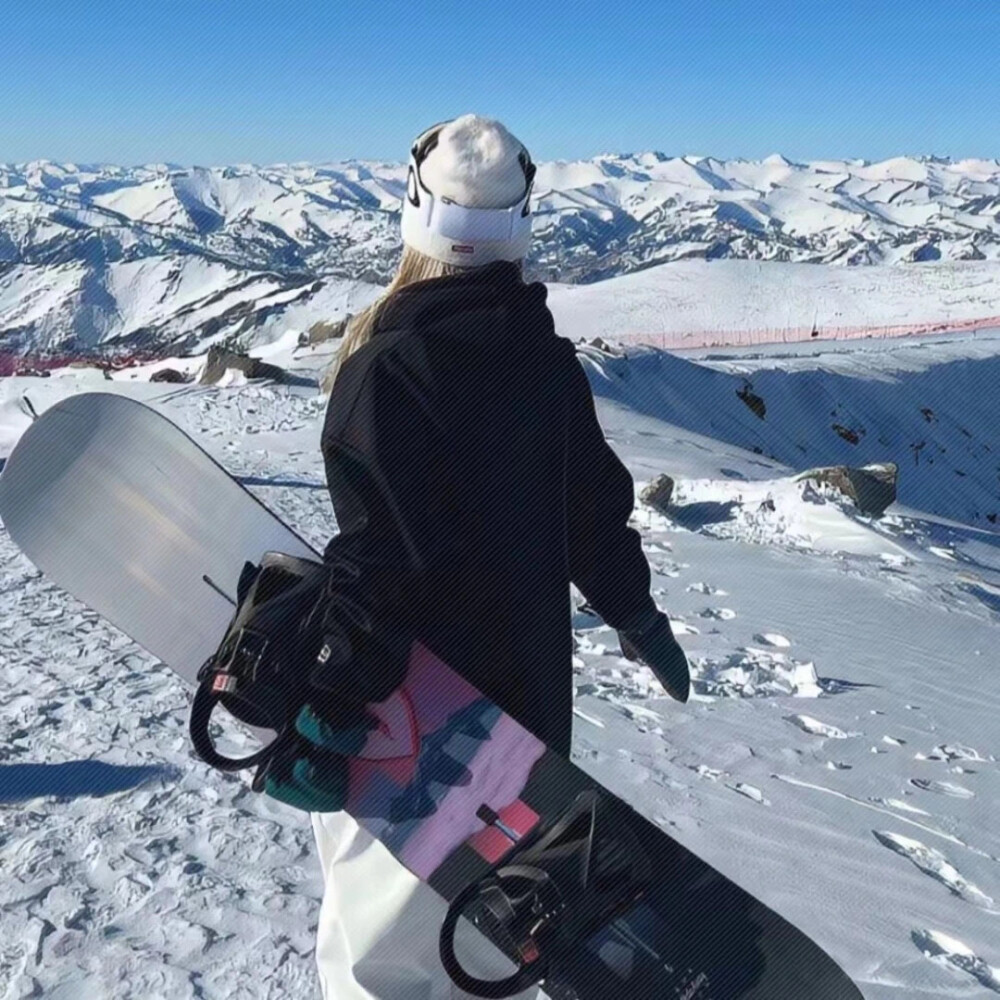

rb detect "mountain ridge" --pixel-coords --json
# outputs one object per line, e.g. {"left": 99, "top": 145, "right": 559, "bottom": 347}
{"left": 2, "top": 152, "right": 1000, "bottom": 356}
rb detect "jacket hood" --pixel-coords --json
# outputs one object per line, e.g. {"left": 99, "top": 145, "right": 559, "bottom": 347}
{"left": 374, "top": 261, "right": 552, "bottom": 343}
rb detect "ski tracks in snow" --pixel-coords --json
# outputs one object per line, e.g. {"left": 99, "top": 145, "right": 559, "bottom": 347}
{"left": 912, "top": 930, "right": 1000, "bottom": 994}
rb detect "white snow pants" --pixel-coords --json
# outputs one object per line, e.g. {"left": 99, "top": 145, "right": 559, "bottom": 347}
{"left": 311, "top": 811, "right": 545, "bottom": 1000}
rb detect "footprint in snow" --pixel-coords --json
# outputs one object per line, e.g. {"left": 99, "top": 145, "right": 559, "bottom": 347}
{"left": 689, "top": 764, "right": 726, "bottom": 782}
{"left": 753, "top": 632, "right": 791, "bottom": 648}
{"left": 874, "top": 831, "right": 994, "bottom": 909}
{"left": 911, "top": 929, "right": 1000, "bottom": 993}
{"left": 727, "top": 782, "right": 770, "bottom": 806}
{"left": 698, "top": 607, "right": 737, "bottom": 621}
{"left": 916, "top": 744, "right": 993, "bottom": 764}
{"left": 784, "top": 715, "right": 858, "bottom": 739}
{"left": 909, "top": 778, "right": 975, "bottom": 799}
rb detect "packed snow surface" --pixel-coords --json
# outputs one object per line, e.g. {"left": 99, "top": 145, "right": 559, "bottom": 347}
{"left": 548, "top": 259, "right": 1000, "bottom": 347}
{"left": 1, "top": 328, "right": 999, "bottom": 999}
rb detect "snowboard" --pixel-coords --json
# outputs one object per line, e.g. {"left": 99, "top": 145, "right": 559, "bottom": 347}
{"left": 0, "top": 392, "right": 864, "bottom": 1000}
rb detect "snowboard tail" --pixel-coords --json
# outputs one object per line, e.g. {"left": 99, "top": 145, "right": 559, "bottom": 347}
{"left": 0, "top": 393, "right": 863, "bottom": 1000}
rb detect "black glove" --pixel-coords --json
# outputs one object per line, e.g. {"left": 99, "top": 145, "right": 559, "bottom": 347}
{"left": 618, "top": 609, "right": 690, "bottom": 703}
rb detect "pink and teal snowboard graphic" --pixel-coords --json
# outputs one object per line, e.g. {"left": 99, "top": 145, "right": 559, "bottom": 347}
{"left": 351, "top": 639, "right": 545, "bottom": 879}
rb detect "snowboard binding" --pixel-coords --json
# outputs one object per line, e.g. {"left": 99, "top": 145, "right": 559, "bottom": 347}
{"left": 439, "top": 789, "right": 652, "bottom": 998}
{"left": 189, "top": 551, "right": 385, "bottom": 775}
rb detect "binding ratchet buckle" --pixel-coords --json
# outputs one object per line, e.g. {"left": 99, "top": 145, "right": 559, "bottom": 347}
{"left": 203, "top": 626, "right": 270, "bottom": 693}
{"left": 439, "top": 790, "right": 652, "bottom": 998}
{"left": 191, "top": 624, "right": 283, "bottom": 774}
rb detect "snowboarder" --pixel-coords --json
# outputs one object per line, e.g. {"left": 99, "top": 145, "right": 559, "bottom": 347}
{"left": 251, "top": 115, "right": 691, "bottom": 999}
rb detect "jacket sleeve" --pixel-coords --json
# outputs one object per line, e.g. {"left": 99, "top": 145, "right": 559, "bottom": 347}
{"left": 318, "top": 349, "right": 450, "bottom": 699}
{"left": 321, "top": 348, "right": 450, "bottom": 580}
{"left": 564, "top": 351, "right": 658, "bottom": 631}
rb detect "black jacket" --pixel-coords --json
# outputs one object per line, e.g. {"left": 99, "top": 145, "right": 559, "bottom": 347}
{"left": 321, "top": 261, "right": 656, "bottom": 757}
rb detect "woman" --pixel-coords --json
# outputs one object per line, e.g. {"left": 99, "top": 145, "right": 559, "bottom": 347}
{"left": 274, "top": 115, "right": 690, "bottom": 999}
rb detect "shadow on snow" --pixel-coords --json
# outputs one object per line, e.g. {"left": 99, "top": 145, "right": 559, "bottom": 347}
{"left": 235, "top": 475, "right": 326, "bottom": 490}
{"left": 0, "top": 760, "right": 178, "bottom": 803}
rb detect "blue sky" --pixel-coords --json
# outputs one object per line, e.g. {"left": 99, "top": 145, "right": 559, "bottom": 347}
{"left": 3, "top": 0, "right": 998, "bottom": 166}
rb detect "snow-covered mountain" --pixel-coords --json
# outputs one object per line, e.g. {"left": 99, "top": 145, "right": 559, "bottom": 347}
{"left": 3, "top": 153, "right": 1000, "bottom": 355}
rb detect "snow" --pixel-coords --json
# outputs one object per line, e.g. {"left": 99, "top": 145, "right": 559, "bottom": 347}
{"left": 547, "top": 258, "right": 1000, "bottom": 347}
{"left": 1, "top": 315, "right": 1000, "bottom": 997}
{"left": 0, "top": 256, "right": 376, "bottom": 356}
{"left": 4, "top": 152, "right": 1000, "bottom": 355}
{"left": 567, "top": 330, "right": 1000, "bottom": 530}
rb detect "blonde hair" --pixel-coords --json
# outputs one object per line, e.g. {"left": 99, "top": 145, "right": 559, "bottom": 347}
{"left": 320, "top": 246, "right": 471, "bottom": 394}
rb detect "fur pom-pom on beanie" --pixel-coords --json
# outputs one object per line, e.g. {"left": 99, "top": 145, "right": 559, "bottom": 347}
{"left": 418, "top": 115, "right": 530, "bottom": 210}
{"left": 401, "top": 114, "right": 534, "bottom": 266}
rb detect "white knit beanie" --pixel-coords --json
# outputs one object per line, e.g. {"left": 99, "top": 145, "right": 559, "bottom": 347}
{"left": 401, "top": 114, "right": 534, "bottom": 267}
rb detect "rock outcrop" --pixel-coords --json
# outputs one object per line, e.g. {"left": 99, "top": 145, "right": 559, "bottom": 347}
{"left": 640, "top": 474, "right": 675, "bottom": 511}
{"left": 736, "top": 383, "right": 766, "bottom": 420}
{"left": 302, "top": 317, "right": 350, "bottom": 347}
{"left": 198, "top": 347, "right": 287, "bottom": 386}
{"left": 150, "top": 368, "right": 191, "bottom": 383}
{"left": 795, "top": 462, "right": 898, "bottom": 517}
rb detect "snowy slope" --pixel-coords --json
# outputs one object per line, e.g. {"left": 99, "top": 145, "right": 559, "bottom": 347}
{"left": 0, "top": 257, "right": 378, "bottom": 357}
{"left": 569, "top": 330, "right": 1000, "bottom": 528}
{"left": 3, "top": 152, "right": 1000, "bottom": 354}
{"left": 1, "top": 330, "right": 1000, "bottom": 999}
{"left": 547, "top": 259, "right": 1000, "bottom": 347}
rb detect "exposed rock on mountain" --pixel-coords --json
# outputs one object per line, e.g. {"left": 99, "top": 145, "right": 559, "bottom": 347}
{"left": 149, "top": 367, "right": 191, "bottom": 384}
{"left": 640, "top": 474, "right": 676, "bottom": 511}
{"left": 198, "top": 347, "right": 287, "bottom": 385}
{"left": 3, "top": 153, "right": 1000, "bottom": 356}
{"left": 796, "top": 463, "right": 899, "bottom": 517}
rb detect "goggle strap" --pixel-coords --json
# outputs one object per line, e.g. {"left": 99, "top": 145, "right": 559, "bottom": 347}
{"left": 410, "top": 120, "right": 535, "bottom": 210}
